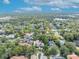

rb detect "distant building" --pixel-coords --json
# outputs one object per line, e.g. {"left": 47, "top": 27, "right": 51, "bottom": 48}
{"left": 54, "top": 18, "right": 68, "bottom": 21}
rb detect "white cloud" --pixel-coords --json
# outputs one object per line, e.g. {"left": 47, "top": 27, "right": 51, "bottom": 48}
{"left": 14, "top": 6, "right": 42, "bottom": 13}
{"left": 3, "top": 0, "right": 10, "bottom": 4}
{"left": 24, "top": 0, "right": 79, "bottom": 8}
{"left": 32, "top": 6, "right": 42, "bottom": 11}
{"left": 51, "top": 8, "right": 61, "bottom": 11}
{"left": 72, "top": 6, "right": 79, "bottom": 8}
{"left": 14, "top": 10, "right": 22, "bottom": 13}
{"left": 20, "top": 6, "right": 42, "bottom": 11}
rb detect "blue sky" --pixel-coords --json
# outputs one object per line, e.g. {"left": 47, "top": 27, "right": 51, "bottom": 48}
{"left": 0, "top": 0, "right": 79, "bottom": 14}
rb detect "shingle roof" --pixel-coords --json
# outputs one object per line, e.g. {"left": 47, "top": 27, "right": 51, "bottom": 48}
{"left": 67, "top": 54, "right": 79, "bottom": 59}
{"left": 10, "top": 56, "right": 28, "bottom": 59}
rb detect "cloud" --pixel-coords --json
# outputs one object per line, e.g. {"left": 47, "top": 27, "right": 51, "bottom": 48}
{"left": 3, "top": 0, "right": 10, "bottom": 4}
{"left": 14, "top": 10, "right": 22, "bottom": 13}
{"left": 14, "top": 6, "right": 42, "bottom": 13}
{"left": 72, "top": 6, "right": 79, "bottom": 8}
{"left": 20, "top": 6, "right": 42, "bottom": 11}
{"left": 51, "top": 8, "right": 61, "bottom": 11}
{"left": 24, "top": 0, "right": 52, "bottom": 5}
{"left": 24, "top": 0, "right": 79, "bottom": 8}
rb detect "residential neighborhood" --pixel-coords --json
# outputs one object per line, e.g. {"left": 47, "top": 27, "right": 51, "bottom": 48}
{"left": 0, "top": 14, "right": 79, "bottom": 59}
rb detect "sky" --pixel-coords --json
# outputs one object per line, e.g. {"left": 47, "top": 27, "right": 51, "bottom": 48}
{"left": 0, "top": 0, "right": 79, "bottom": 14}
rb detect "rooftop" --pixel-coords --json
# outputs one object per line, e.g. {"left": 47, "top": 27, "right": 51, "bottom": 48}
{"left": 67, "top": 53, "right": 79, "bottom": 59}
{"left": 10, "top": 56, "right": 28, "bottom": 59}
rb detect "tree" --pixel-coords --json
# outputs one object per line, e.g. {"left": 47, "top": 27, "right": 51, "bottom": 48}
{"left": 43, "top": 45, "right": 50, "bottom": 59}
{"left": 65, "top": 42, "right": 76, "bottom": 53}
{"left": 43, "top": 45, "right": 59, "bottom": 59}
{"left": 54, "top": 40, "right": 60, "bottom": 47}
{"left": 26, "top": 45, "right": 37, "bottom": 59}
{"left": 75, "top": 50, "right": 79, "bottom": 56}
{"left": 11, "top": 45, "right": 37, "bottom": 59}
{"left": 60, "top": 45, "right": 70, "bottom": 57}
{"left": 37, "top": 34, "right": 49, "bottom": 45}
{"left": 4, "top": 24, "right": 15, "bottom": 34}
{"left": 0, "top": 45, "right": 6, "bottom": 59}
{"left": 0, "top": 37, "right": 8, "bottom": 43}
{"left": 11, "top": 45, "right": 23, "bottom": 56}
{"left": 49, "top": 45, "right": 59, "bottom": 56}
{"left": 51, "top": 33, "right": 63, "bottom": 41}
{"left": 63, "top": 32, "right": 74, "bottom": 41}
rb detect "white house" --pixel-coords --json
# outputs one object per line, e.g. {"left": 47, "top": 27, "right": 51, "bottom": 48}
{"left": 34, "top": 40, "right": 44, "bottom": 47}
{"left": 5, "top": 34, "right": 15, "bottom": 39}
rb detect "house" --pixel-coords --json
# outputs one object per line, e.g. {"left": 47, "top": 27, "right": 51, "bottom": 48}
{"left": 0, "top": 24, "right": 3, "bottom": 29}
{"left": 50, "top": 56, "right": 65, "bottom": 59}
{"left": 55, "top": 57, "right": 65, "bottom": 59}
{"left": 24, "top": 32, "right": 34, "bottom": 37}
{"left": 0, "top": 29, "right": 5, "bottom": 35}
{"left": 48, "top": 40, "right": 55, "bottom": 46}
{"left": 40, "top": 52, "right": 47, "bottom": 59}
{"left": 10, "top": 56, "right": 28, "bottom": 59}
{"left": 19, "top": 38, "right": 33, "bottom": 46}
{"left": 5, "top": 34, "right": 15, "bottom": 39}
{"left": 67, "top": 53, "right": 79, "bottom": 59}
{"left": 76, "top": 47, "right": 79, "bottom": 50}
{"left": 74, "top": 40, "right": 79, "bottom": 46}
{"left": 18, "top": 42, "right": 31, "bottom": 46}
{"left": 24, "top": 32, "right": 33, "bottom": 40}
{"left": 59, "top": 40, "right": 65, "bottom": 46}
{"left": 34, "top": 40, "right": 44, "bottom": 48}
{"left": 31, "top": 54, "right": 37, "bottom": 59}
